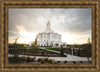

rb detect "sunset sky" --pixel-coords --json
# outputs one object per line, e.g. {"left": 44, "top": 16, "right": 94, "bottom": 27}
{"left": 8, "top": 8, "right": 92, "bottom": 44}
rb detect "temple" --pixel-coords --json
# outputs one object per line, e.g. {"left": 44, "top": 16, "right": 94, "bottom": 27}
{"left": 36, "top": 21, "right": 67, "bottom": 47}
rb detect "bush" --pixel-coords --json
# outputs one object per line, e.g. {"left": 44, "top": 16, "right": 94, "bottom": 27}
{"left": 64, "top": 61, "right": 67, "bottom": 64}
{"left": 32, "top": 57, "right": 36, "bottom": 61}
{"left": 21, "top": 57, "right": 26, "bottom": 61}
{"left": 41, "top": 59, "right": 46, "bottom": 64}
{"left": 24, "top": 57, "right": 28, "bottom": 61}
{"left": 89, "top": 61, "right": 92, "bottom": 63}
{"left": 45, "top": 58, "right": 49, "bottom": 62}
{"left": 25, "top": 57, "right": 33, "bottom": 62}
{"left": 48, "top": 59, "right": 55, "bottom": 64}
{"left": 57, "top": 61, "right": 60, "bottom": 63}
{"left": 80, "top": 61, "right": 83, "bottom": 63}
{"left": 73, "top": 61, "right": 76, "bottom": 64}
{"left": 37, "top": 58, "right": 45, "bottom": 63}
{"left": 26, "top": 57, "right": 30, "bottom": 62}
{"left": 37, "top": 58, "right": 55, "bottom": 64}
{"left": 37, "top": 58, "right": 43, "bottom": 62}
{"left": 20, "top": 56, "right": 36, "bottom": 62}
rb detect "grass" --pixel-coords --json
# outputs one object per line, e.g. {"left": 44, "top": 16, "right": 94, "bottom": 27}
{"left": 46, "top": 47, "right": 61, "bottom": 51}
{"left": 38, "top": 47, "right": 59, "bottom": 52}
{"left": 38, "top": 48, "right": 46, "bottom": 51}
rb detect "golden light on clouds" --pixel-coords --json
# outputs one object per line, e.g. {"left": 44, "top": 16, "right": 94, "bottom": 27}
{"left": 9, "top": 25, "right": 37, "bottom": 44}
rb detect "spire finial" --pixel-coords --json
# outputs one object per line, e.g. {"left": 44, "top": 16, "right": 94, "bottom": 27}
{"left": 43, "top": 20, "right": 54, "bottom": 33}
{"left": 47, "top": 20, "right": 50, "bottom": 30}
{"left": 47, "top": 20, "right": 50, "bottom": 24}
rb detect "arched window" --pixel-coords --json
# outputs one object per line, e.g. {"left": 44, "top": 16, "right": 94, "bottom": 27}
{"left": 55, "top": 43, "right": 59, "bottom": 46}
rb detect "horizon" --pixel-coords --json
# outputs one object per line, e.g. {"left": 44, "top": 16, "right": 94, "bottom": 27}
{"left": 8, "top": 42, "right": 91, "bottom": 45}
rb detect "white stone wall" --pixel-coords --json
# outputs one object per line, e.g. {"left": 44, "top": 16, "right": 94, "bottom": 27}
{"left": 36, "top": 33, "right": 66, "bottom": 47}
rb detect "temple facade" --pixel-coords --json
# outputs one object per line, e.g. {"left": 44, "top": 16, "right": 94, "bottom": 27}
{"left": 36, "top": 21, "right": 67, "bottom": 47}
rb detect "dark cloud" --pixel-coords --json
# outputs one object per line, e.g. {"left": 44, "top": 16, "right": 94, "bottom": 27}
{"left": 53, "top": 8, "right": 92, "bottom": 35}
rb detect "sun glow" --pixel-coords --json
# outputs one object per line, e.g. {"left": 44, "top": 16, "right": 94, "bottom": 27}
{"left": 17, "top": 31, "right": 37, "bottom": 44}
{"left": 9, "top": 25, "right": 37, "bottom": 44}
{"left": 61, "top": 32, "right": 91, "bottom": 44}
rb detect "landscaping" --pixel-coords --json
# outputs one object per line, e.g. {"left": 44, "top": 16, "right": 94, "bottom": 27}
{"left": 9, "top": 56, "right": 90, "bottom": 64}
{"left": 8, "top": 42, "right": 92, "bottom": 64}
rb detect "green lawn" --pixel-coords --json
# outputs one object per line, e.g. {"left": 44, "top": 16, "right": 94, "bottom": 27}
{"left": 38, "top": 48, "right": 47, "bottom": 51}
{"left": 46, "top": 47, "right": 61, "bottom": 51}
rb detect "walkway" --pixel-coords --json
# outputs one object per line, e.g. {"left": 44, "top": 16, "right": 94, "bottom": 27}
{"left": 39, "top": 47, "right": 92, "bottom": 61}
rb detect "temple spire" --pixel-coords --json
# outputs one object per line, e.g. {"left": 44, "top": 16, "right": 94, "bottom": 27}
{"left": 47, "top": 20, "right": 50, "bottom": 30}
{"left": 43, "top": 20, "right": 54, "bottom": 33}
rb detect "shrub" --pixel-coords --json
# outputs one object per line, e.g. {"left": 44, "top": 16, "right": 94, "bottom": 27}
{"left": 37, "top": 58, "right": 44, "bottom": 62}
{"left": 37, "top": 58, "right": 41, "bottom": 62}
{"left": 25, "top": 57, "right": 33, "bottom": 62}
{"left": 73, "top": 61, "right": 76, "bottom": 64}
{"left": 41, "top": 59, "right": 46, "bottom": 64}
{"left": 64, "top": 61, "right": 67, "bottom": 64}
{"left": 48, "top": 59, "right": 55, "bottom": 64}
{"left": 32, "top": 57, "right": 36, "bottom": 61}
{"left": 37, "top": 58, "right": 46, "bottom": 64}
{"left": 37, "top": 58, "right": 55, "bottom": 64}
{"left": 21, "top": 57, "right": 25, "bottom": 61}
{"left": 26, "top": 57, "right": 30, "bottom": 62}
{"left": 80, "top": 61, "right": 83, "bottom": 63}
{"left": 45, "top": 58, "right": 49, "bottom": 62}
{"left": 57, "top": 61, "right": 60, "bottom": 63}
{"left": 89, "top": 61, "right": 92, "bottom": 63}
{"left": 24, "top": 57, "right": 28, "bottom": 61}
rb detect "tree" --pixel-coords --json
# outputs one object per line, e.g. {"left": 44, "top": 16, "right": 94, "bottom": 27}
{"left": 34, "top": 38, "right": 37, "bottom": 46}
{"left": 77, "top": 48, "right": 80, "bottom": 56}
{"left": 60, "top": 45, "right": 64, "bottom": 56}
{"left": 86, "top": 44, "right": 91, "bottom": 63}
{"left": 14, "top": 37, "right": 19, "bottom": 44}
{"left": 31, "top": 38, "right": 38, "bottom": 53}
{"left": 12, "top": 37, "right": 19, "bottom": 63}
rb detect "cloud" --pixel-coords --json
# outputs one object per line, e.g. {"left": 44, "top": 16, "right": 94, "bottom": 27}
{"left": 8, "top": 8, "right": 92, "bottom": 44}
